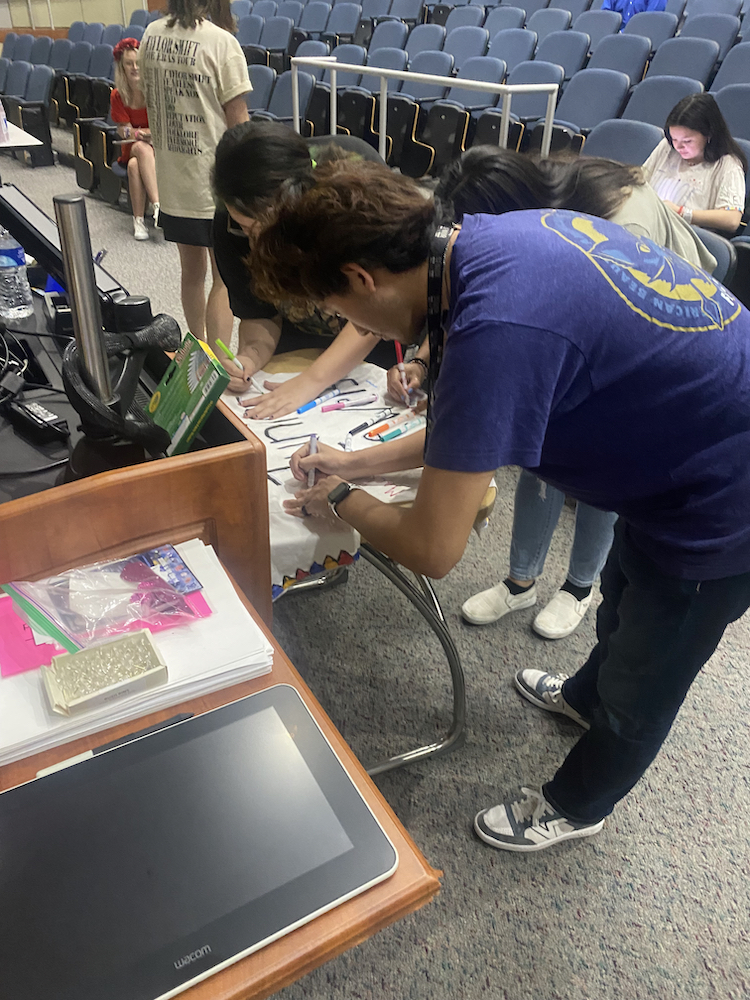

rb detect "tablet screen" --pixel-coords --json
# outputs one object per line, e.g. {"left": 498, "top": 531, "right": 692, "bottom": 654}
{"left": 0, "top": 685, "right": 397, "bottom": 1000}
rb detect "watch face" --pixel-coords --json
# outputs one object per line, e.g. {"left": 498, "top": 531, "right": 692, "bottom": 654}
{"left": 328, "top": 482, "right": 351, "bottom": 506}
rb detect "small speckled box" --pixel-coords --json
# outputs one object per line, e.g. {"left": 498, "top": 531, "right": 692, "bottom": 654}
{"left": 41, "top": 630, "right": 168, "bottom": 716}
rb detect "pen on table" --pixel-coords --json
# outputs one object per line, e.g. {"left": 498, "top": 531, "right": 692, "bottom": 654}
{"left": 321, "top": 392, "right": 379, "bottom": 411}
{"left": 348, "top": 409, "right": 397, "bottom": 438}
{"left": 378, "top": 416, "right": 426, "bottom": 442}
{"left": 365, "top": 409, "right": 418, "bottom": 439}
{"left": 307, "top": 433, "right": 317, "bottom": 488}
{"left": 394, "top": 342, "right": 410, "bottom": 402}
{"left": 35, "top": 713, "right": 195, "bottom": 778}
{"left": 94, "top": 248, "right": 107, "bottom": 266}
{"left": 297, "top": 387, "right": 368, "bottom": 414}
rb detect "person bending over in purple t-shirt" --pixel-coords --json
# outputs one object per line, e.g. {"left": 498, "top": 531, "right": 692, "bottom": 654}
{"left": 248, "top": 161, "right": 750, "bottom": 854}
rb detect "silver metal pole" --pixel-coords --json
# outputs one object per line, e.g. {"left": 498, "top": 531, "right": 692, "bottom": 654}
{"left": 541, "top": 90, "right": 557, "bottom": 159}
{"left": 500, "top": 91, "right": 511, "bottom": 149}
{"left": 25, "top": 0, "right": 34, "bottom": 28}
{"left": 379, "top": 75, "right": 388, "bottom": 162}
{"left": 54, "top": 194, "right": 114, "bottom": 404}
{"left": 329, "top": 67, "right": 337, "bottom": 137}
{"left": 291, "top": 62, "right": 301, "bottom": 134}
{"left": 46, "top": 0, "right": 54, "bottom": 28}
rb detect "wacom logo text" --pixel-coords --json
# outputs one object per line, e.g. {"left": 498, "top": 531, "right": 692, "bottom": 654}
{"left": 174, "top": 945, "right": 212, "bottom": 969}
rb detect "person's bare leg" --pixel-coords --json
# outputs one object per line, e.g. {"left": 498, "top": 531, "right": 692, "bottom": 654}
{"left": 127, "top": 156, "right": 146, "bottom": 218}
{"left": 177, "top": 243, "right": 208, "bottom": 338}
{"left": 204, "top": 248, "right": 233, "bottom": 350}
{"left": 130, "top": 141, "right": 159, "bottom": 206}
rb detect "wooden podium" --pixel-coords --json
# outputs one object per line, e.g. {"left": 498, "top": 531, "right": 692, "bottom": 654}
{"left": 0, "top": 436, "right": 441, "bottom": 1000}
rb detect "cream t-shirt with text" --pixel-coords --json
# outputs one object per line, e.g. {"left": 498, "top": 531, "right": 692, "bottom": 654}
{"left": 140, "top": 17, "right": 250, "bottom": 219}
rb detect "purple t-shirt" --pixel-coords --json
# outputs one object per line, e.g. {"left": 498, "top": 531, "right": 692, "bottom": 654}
{"left": 423, "top": 210, "right": 750, "bottom": 580}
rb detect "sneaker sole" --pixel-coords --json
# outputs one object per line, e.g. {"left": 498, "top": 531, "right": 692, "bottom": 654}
{"left": 531, "top": 618, "right": 583, "bottom": 640}
{"left": 474, "top": 812, "right": 604, "bottom": 852}
{"left": 513, "top": 673, "right": 590, "bottom": 730}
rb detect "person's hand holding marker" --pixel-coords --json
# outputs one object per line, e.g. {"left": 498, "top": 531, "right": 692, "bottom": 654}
{"left": 215, "top": 338, "right": 258, "bottom": 395}
{"left": 386, "top": 359, "right": 426, "bottom": 404}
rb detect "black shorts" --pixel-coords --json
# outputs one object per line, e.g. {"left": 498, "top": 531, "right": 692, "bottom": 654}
{"left": 159, "top": 212, "right": 213, "bottom": 247}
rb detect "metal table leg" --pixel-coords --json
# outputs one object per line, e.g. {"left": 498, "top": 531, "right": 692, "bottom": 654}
{"left": 359, "top": 542, "right": 466, "bottom": 776}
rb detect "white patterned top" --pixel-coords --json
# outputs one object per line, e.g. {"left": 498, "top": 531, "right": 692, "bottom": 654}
{"left": 642, "top": 138, "right": 746, "bottom": 213}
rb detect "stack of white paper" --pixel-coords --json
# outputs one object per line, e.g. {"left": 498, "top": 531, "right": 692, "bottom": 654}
{"left": 0, "top": 539, "right": 274, "bottom": 768}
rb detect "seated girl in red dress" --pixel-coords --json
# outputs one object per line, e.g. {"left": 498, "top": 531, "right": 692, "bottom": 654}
{"left": 110, "top": 38, "right": 160, "bottom": 242}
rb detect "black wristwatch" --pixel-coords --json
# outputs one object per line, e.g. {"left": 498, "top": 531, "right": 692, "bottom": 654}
{"left": 328, "top": 481, "right": 357, "bottom": 519}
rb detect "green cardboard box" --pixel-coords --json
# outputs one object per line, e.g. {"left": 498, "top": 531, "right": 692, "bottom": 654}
{"left": 148, "top": 333, "right": 230, "bottom": 455}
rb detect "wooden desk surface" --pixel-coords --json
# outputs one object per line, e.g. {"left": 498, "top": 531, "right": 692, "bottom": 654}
{"left": 0, "top": 586, "right": 441, "bottom": 1000}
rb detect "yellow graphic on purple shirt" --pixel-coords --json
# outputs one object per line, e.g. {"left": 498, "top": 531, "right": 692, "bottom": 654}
{"left": 542, "top": 211, "right": 741, "bottom": 332}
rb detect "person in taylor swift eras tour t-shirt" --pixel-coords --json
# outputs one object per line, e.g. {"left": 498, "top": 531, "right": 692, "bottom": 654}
{"left": 139, "top": 0, "right": 250, "bottom": 341}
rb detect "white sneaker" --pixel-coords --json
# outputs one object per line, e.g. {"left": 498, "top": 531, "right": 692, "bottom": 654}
{"left": 532, "top": 588, "right": 593, "bottom": 639}
{"left": 152, "top": 202, "right": 160, "bottom": 228}
{"left": 514, "top": 668, "right": 590, "bottom": 729}
{"left": 133, "top": 217, "right": 149, "bottom": 241}
{"left": 461, "top": 580, "right": 537, "bottom": 626}
{"left": 475, "top": 787, "right": 604, "bottom": 852}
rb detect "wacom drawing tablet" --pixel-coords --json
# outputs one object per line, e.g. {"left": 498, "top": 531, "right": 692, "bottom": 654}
{"left": 0, "top": 684, "right": 398, "bottom": 1000}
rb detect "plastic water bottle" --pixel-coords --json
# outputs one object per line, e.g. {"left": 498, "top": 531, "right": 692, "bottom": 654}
{"left": 0, "top": 228, "right": 34, "bottom": 321}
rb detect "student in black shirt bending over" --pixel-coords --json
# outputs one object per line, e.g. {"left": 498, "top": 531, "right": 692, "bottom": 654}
{"left": 210, "top": 120, "right": 393, "bottom": 420}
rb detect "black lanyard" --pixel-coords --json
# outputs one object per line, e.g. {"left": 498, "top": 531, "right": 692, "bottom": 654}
{"left": 425, "top": 224, "right": 456, "bottom": 445}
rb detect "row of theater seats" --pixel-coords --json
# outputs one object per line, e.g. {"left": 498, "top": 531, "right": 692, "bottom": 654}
{"left": 234, "top": 0, "right": 750, "bottom": 83}
{"left": 238, "top": 2, "right": 750, "bottom": 145}
{"left": 422, "top": 0, "right": 750, "bottom": 23}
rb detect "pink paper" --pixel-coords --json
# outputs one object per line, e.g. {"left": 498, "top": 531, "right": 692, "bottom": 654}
{"left": 0, "top": 595, "right": 65, "bottom": 677}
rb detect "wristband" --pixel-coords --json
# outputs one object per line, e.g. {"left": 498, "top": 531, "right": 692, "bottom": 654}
{"left": 683, "top": 207, "right": 693, "bottom": 224}
{"left": 410, "top": 356, "right": 429, "bottom": 383}
{"left": 677, "top": 205, "right": 684, "bottom": 216}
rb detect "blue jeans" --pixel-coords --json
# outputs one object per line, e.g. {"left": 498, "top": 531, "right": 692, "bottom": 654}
{"left": 543, "top": 521, "right": 750, "bottom": 824}
{"left": 509, "top": 470, "right": 617, "bottom": 587}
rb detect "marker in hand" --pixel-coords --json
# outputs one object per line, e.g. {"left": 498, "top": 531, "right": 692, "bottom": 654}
{"left": 394, "top": 342, "right": 410, "bottom": 403}
{"left": 307, "top": 433, "right": 317, "bottom": 488}
{"left": 216, "top": 338, "right": 244, "bottom": 375}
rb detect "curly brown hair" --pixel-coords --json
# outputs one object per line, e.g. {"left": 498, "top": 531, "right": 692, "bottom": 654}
{"left": 250, "top": 159, "right": 436, "bottom": 311}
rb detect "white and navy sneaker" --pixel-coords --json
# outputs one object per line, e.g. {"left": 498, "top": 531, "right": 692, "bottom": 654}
{"left": 474, "top": 787, "right": 604, "bottom": 852}
{"left": 514, "top": 668, "right": 590, "bottom": 729}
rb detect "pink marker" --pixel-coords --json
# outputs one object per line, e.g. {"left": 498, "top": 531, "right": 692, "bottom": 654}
{"left": 321, "top": 392, "right": 378, "bottom": 411}
{"left": 394, "top": 342, "right": 409, "bottom": 401}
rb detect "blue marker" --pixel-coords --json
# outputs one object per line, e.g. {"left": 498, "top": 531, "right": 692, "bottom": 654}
{"left": 297, "top": 388, "right": 342, "bottom": 414}
{"left": 297, "top": 387, "right": 368, "bottom": 414}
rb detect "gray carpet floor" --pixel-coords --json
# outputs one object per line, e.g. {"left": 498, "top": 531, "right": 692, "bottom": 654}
{"left": 7, "top": 140, "right": 750, "bottom": 1000}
